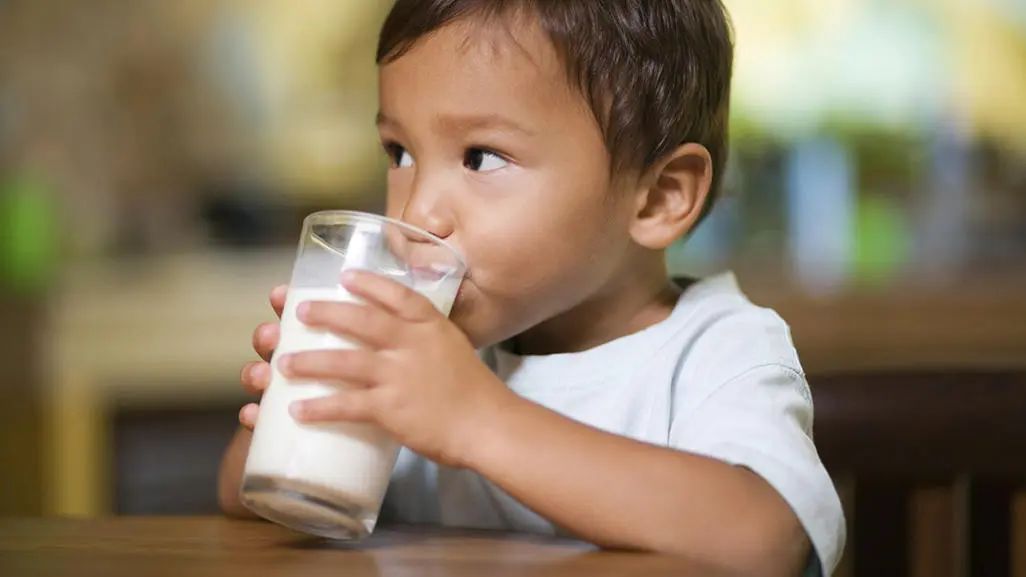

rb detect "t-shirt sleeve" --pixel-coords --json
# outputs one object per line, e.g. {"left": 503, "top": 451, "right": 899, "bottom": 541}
{"left": 669, "top": 360, "right": 846, "bottom": 576}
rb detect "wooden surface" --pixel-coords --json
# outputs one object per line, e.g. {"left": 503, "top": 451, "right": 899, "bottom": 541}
{"left": 0, "top": 517, "right": 729, "bottom": 577}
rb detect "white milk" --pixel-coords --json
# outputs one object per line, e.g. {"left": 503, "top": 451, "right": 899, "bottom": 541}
{"left": 242, "top": 281, "right": 458, "bottom": 538}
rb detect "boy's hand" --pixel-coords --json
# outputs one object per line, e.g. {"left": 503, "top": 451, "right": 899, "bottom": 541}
{"left": 280, "top": 269, "right": 515, "bottom": 468}
{"left": 238, "top": 284, "right": 289, "bottom": 430}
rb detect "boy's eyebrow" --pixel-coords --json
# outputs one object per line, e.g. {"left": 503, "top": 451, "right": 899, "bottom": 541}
{"left": 376, "top": 111, "right": 399, "bottom": 128}
{"left": 376, "top": 111, "right": 536, "bottom": 137}
{"left": 434, "top": 113, "right": 537, "bottom": 137}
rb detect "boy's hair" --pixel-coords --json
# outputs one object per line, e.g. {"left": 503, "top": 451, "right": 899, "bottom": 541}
{"left": 377, "top": 0, "right": 734, "bottom": 224}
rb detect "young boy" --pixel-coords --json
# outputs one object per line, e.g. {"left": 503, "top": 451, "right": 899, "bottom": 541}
{"left": 219, "top": 1, "right": 845, "bottom": 575}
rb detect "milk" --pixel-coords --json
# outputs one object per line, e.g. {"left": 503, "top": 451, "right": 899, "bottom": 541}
{"left": 242, "top": 280, "right": 458, "bottom": 538}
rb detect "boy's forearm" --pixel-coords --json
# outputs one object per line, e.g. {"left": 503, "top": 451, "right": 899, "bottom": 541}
{"left": 217, "top": 427, "right": 258, "bottom": 519}
{"left": 462, "top": 397, "right": 810, "bottom": 577}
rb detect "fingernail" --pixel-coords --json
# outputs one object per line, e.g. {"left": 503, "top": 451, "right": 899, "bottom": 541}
{"left": 239, "top": 405, "right": 256, "bottom": 426}
{"left": 252, "top": 363, "right": 269, "bottom": 381}
{"left": 259, "top": 323, "right": 275, "bottom": 341}
{"left": 341, "top": 269, "right": 359, "bottom": 284}
{"left": 297, "top": 302, "right": 310, "bottom": 320}
{"left": 289, "top": 402, "right": 305, "bottom": 419}
{"left": 278, "top": 355, "right": 292, "bottom": 374}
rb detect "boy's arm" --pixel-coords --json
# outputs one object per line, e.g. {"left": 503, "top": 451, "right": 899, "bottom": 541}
{"left": 287, "top": 272, "right": 811, "bottom": 576}
{"left": 462, "top": 396, "right": 810, "bottom": 577}
{"left": 217, "top": 426, "right": 259, "bottom": 519}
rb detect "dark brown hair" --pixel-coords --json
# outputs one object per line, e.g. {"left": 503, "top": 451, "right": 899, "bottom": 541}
{"left": 377, "top": 0, "right": 734, "bottom": 220}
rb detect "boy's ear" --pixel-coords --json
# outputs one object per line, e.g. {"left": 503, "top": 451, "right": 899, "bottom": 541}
{"left": 628, "top": 143, "right": 714, "bottom": 250}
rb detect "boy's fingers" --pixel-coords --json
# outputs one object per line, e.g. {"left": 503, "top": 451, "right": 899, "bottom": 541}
{"left": 240, "top": 361, "right": 271, "bottom": 396}
{"left": 299, "top": 301, "right": 396, "bottom": 350}
{"left": 252, "top": 323, "right": 280, "bottom": 362}
{"left": 239, "top": 403, "right": 260, "bottom": 430}
{"left": 279, "top": 349, "right": 378, "bottom": 386}
{"left": 270, "top": 285, "right": 288, "bottom": 319}
{"left": 290, "top": 390, "right": 375, "bottom": 424}
{"left": 341, "top": 270, "right": 435, "bottom": 321}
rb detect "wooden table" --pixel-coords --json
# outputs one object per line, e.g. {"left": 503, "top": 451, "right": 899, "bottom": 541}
{"left": 0, "top": 517, "right": 725, "bottom": 577}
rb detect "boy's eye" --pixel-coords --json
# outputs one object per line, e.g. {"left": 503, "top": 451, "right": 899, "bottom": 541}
{"left": 464, "top": 148, "right": 508, "bottom": 172}
{"left": 385, "top": 143, "right": 414, "bottom": 168}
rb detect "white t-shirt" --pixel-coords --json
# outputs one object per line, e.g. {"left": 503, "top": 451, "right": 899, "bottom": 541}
{"left": 382, "top": 273, "right": 846, "bottom": 575}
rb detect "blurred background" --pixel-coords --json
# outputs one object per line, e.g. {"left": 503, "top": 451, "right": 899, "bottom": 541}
{"left": 0, "top": 1, "right": 1023, "bottom": 576}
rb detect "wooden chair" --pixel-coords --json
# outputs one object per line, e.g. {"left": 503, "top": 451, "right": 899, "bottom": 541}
{"left": 811, "top": 370, "right": 1026, "bottom": 577}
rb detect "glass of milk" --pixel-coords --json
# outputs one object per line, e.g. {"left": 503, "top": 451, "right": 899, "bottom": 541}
{"left": 240, "top": 210, "right": 466, "bottom": 540}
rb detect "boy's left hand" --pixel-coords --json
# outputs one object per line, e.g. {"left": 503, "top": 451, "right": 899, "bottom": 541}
{"left": 280, "top": 269, "right": 513, "bottom": 468}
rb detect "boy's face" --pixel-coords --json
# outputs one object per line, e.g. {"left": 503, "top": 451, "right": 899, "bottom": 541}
{"left": 378, "top": 17, "right": 639, "bottom": 349}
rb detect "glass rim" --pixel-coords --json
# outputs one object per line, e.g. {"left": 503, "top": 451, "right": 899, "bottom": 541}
{"left": 303, "top": 210, "right": 466, "bottom": 273}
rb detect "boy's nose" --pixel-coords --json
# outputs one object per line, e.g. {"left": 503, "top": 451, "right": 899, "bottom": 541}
{"left": 400, "top": 183, "right": 455, "bottom": 241}
{"left": 396, "top": 192, "right": 462, "bottom": 274}
{"left": 402, "top": 209, "right": 453, "bottom": 241}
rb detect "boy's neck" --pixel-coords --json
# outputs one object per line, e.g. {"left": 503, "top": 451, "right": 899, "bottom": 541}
{"left": 512, "top": 253, "right": 682, "bottom": 356}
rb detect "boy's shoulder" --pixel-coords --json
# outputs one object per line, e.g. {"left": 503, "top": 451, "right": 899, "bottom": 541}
{"left": 670, "top": 273, "right": 804, "bottom": 387}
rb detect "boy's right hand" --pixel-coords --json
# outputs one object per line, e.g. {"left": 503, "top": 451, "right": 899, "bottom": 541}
{"left": 238, "top": 284, "right": 288, "bottom": 430}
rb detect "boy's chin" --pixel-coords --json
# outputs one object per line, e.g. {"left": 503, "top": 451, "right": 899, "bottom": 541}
{"left": 449, "top": 307, "right": 506, "bottom": 351}
{"left": 449, "top": 312, "right": 488, "bottom": 350}
{"left": 448, "top": 283, "right": 532, "bottom": 351}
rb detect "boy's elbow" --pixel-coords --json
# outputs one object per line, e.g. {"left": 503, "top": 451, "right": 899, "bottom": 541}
{"left": 712, "top": 508, "right": 810, "bottom": 577}
{"left": 710, "top": 469, "right": 813, "bottom": 577}
{"left": 644, "top": 503, "right": 810, "bottom": 577}
{"left": 737, "top": 512, "right": 811, "bottom": 577}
